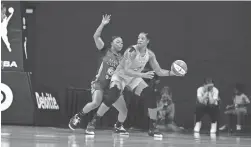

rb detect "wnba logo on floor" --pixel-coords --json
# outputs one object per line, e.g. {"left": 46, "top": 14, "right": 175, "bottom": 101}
{"left": 1, "top": 83, "right": 13, "bottom": 111}
{"left": 35, "top": 92, "right": 59, "bottom": 110}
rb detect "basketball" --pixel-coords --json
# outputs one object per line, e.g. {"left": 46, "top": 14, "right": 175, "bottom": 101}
{"left": 171, "top": 60, "right": 188, "bottom": 76}
{"left": 8, "top": 7, "right": 14, "bottom": 13}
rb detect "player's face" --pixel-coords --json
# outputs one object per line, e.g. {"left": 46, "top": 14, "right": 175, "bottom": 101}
{"left": 111, "top": 37, "right": 123, "bottom": 51}
{"left": 137, "top": 33, "right": 149, "bottom": 48}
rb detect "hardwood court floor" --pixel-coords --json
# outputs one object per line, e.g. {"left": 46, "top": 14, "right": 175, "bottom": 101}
{"left": 1, "top": 125, "right": 251, "bottom": 147}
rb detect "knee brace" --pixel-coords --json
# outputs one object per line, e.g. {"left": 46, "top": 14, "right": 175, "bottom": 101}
{"left": 141, "top": 86, "right": 157, "bottom": 109}
{"left": 103, "top": 85, "right": 121, "bottom": 107}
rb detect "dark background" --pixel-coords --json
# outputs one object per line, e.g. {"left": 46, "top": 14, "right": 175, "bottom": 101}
{"left": 25, "top": 1, "right": 251, "bottom": 128}
{"left": 1, "top": 71, "right": 34, "bottom": 125}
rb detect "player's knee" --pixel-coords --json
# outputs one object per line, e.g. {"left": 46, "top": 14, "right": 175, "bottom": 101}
{"left": 118, "top": 107, "right": 128, "bottom": 117}
{"left": 92, "top": 90, "right": 103, "bottom": 107}
{"left": 103, "top": 85, "right": 121, "bottom": 107}
{"left": 92, "top": 101, "right": 101, "bottom": 109}
{"left": 133, "top": 80, "right": 148, "bottom": 96}
{"left": 122, "top": 106, "right": 128, "bottom": 115}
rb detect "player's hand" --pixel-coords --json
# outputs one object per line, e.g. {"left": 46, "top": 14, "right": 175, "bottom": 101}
{"left": 169, "top": 70, "right": 176, "bottom": 76}
{"left": 170, "top": 70, "right": 184, "bottom": 76}
{"left": 142, "top": 71, "right": 155, "bottom": 79}
{"left": 8, "top": 7, "right": 14, "bottom": 14}
{"left": 101, "top": 14, "right": 111, "bottom": 25}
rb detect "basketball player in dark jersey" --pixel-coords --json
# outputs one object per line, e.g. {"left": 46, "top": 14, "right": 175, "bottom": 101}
{"left": 68, "top": 14, "right": 123, "bottom": 132}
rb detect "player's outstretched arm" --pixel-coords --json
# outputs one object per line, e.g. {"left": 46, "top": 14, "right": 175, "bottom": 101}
{"left": 148, "top": 50, "right": 176, "bottom": 76}
{"left": 6, "top": 9, "right": 14, "bottom": 23}
{"left": 93, "top": 14, "right": 111, "bottom": 50}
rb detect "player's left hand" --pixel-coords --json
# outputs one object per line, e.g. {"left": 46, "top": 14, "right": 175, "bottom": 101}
{"left": 8, "top": 7, "right": 14, "bottom": 14}
{"left": 101, "top": 14, "right": 111, "bottom": 25}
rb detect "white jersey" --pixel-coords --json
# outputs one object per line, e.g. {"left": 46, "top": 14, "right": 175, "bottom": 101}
{"left": 114, "top": 45, "right": 150, "bottom": 79}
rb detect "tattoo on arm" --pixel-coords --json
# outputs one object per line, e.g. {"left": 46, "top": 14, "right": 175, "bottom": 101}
{"left": 124, "top": 47, "right": 136, "bottom": 69}
{"left": 122, "top": 47, "right": 142, "bottom": 77}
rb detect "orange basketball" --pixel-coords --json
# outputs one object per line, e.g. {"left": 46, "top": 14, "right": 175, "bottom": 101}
{"left": 171, "top": 60, "right": 188, "bottom": 76}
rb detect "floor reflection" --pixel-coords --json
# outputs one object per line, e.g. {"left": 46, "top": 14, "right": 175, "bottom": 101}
{"left": 85, "top": 135, "right": 95, "bottom": 147}
{"left": 112, "top": 134, "right": 129, "bottom": 147}
{"left": 68, "top": 134, "right": 79, "bottom": 147}
{"left": 1, "top": 126, "right": 251, "bottom": 147}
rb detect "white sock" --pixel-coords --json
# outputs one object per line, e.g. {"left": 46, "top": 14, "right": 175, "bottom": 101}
{"left": 236, "top": 125, "right": 241, "bottom": 130}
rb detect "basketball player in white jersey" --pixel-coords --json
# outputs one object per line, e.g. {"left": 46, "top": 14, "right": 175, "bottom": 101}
{"left": 85, "top": 32, "right": 181, "bottom": 137}
{"left": 1, "top": 4, "right": 14, "bottom": 52}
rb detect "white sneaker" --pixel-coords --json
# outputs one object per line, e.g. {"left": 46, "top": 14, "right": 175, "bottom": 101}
{"left": 68, "top": 114, "right": 81, "bottom": 130}
{"left": 236, "top": 125, "right": 241, "bottom": 131}
{"left": 85, "top": 122, "right": 95, "bottom": 135}
{"left": 194, "top": 122, "right": 201, "bottom": 133}
{"left": 115, "top": 125, "right": 129, "bottom": 135}
{"left": 210, "top": 122, "right": 217, "bottom": 134}
{"left": 219, "top": 125, "right": 227, "bottom": 131}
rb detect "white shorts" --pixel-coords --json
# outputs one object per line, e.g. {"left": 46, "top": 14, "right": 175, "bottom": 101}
{"left": 110, "top": 73, "right": 147, "bottom": 92}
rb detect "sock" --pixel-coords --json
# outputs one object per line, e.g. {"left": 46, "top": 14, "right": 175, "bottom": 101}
{"left": 115, "top": 121, "right": 123, "bottom": 128}
{"left": 149, "top": 119, "right": 157, "bottom": 130}
{"left": 90, "top": 113, "right": 101, "bottom": 125}
{"left": 77, "top": 111, "right": 86, "bottom": 118}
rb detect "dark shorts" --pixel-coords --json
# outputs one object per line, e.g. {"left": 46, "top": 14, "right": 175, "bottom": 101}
{"left": 91, "top": 80, "right": 136, "bottom": 106}
{"left": 195, "top": 103, "right": 219, "bottom": 123}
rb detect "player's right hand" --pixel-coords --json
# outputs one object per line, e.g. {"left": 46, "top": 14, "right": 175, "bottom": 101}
{"left": 101, "top": 14, "right": 111, "bottom": 25}
{"left": 142, "top": 71, "right": 155, "bottom": 79}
